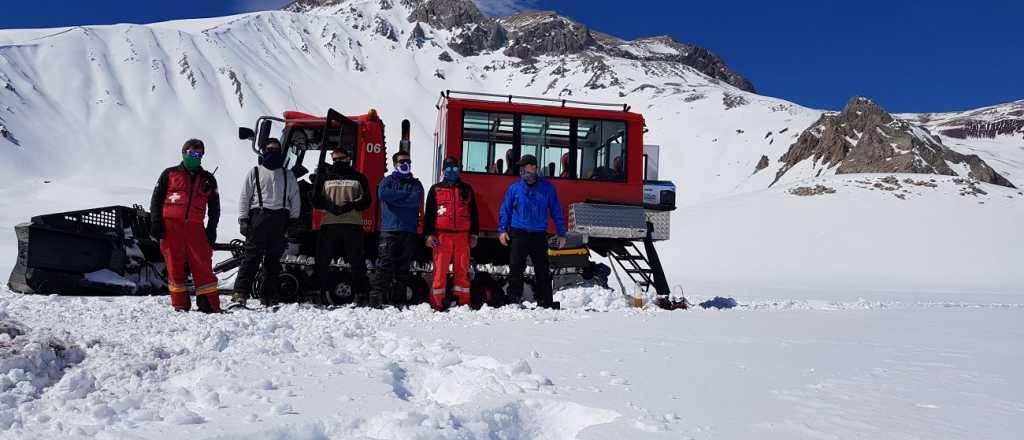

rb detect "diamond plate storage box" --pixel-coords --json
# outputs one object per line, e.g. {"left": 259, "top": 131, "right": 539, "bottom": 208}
{"left": 568, "top": 203, "right": 648, "bottom": 239}
{"left": 645, "top": 209, "right": 671, "bottom": 241}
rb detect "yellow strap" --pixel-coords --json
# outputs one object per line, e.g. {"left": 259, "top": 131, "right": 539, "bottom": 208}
{"left": 548, "top": 248, "right": 588, "bottom": 256}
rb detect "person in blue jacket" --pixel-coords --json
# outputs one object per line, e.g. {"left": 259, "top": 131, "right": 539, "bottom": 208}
{"left": 499, "top": 154, "right": 567, "bottom": 308}
{"left": 370, "top": 150, "right": 424, "bottom": 308}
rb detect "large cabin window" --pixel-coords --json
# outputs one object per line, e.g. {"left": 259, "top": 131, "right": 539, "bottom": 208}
{"left": 462, "top": 110, "right": 514, "bottom": 174}
{"left": 576, "top": 119, "right": 626, "bottom": 181}
{"left": 521, "top": 115, "right": 572, "bottom": 178}
{"left": 459, "top": 109, "right": 628, "bottom": 181}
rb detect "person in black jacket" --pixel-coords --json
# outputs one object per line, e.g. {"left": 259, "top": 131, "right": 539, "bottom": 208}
{"left": 149, "top": 138, "right": 221, "bottom": 313}
{"left": 423, "top": 156, "right": 479, "bottom": 310}
{"left": 313, "top": 147, "right": 372, "bottom": 305}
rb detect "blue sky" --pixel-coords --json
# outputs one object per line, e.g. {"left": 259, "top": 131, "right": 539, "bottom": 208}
{"left": 1, "top": 0, "right": 1020, "bottom": 112}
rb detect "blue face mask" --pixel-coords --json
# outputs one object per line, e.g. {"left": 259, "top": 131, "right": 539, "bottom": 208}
{"left": 520, "top": 169, "right": 538, "bottom": 184}
{"left": 396, "top": 162, "right": 412, "bottom": 175}
{"left": 443, "top": 166, "right": 459, "bottom": 182}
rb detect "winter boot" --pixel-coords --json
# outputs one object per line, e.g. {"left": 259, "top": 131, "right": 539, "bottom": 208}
{"left": 429, "top": 294, "right": 446, "bottom": 312}
{"left": 171, "top": 292, "right": 191, "bottom": 312}
{"left": 196, "top": 293, "right": 222, "bottom": 314}
{"left": 228, "top": 291, "right": 249, "bottom": 310}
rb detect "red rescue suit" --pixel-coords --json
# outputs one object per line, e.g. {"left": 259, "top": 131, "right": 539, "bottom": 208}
{"left": 423, "top": 181, "right": 479, "bottom": 310}
{"left": 150, "top": 165, "right": 221, "bottom": 312}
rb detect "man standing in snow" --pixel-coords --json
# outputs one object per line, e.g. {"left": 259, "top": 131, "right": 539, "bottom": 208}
{"left": 370, "top": 150, "right": 423, "bottom": 308}
{"left": 313, "top": 146, "right": 372, "bottom": 305}
{"left": 149, "top": 139, "right": 221, "bottom": 313}
{"left": 231, "top": 138, "right": 301, "bottom": 309}
{"left": 498, "top": 154, "right": 567, "bottom": 309}
{"left": 423, "top": 156, "right": 479, "bottom": 311}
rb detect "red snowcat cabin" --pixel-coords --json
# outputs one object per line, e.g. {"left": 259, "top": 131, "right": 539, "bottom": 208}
{"left": 433, "top": 91, "right": 680, "bottom": 306}
{"left": 435, "top": 91, "right": 648, "bottom": 234}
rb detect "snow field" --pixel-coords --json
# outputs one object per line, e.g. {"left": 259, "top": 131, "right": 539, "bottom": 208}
{"left": 2, "top": 285, "right": 1023, "bottom": 439}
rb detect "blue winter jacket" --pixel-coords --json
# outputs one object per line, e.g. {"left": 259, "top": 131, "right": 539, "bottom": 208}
{"left": 498, "top": 177, "right": 567, "bottom": 236}
{"left": 378, "top": 172, "right": 423, "bottom": 233}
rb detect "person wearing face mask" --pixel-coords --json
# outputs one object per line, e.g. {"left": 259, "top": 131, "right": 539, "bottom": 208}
{"left": 230, "top": 138, "right": 301, "bottom": 309}
{"left": 313, "top": 147, "right": 372, "bottom": 305}
{"left": 498, "top": 154, "right": 567, "bottom": 309}
{"left": 149, "top": 138, "right": 221, "bottom": 313}
{"left": 370, "top": 150, "right": 424, "bottom": 308}
{"left": 423, "top": 156, "right": 479, "bottom": 311}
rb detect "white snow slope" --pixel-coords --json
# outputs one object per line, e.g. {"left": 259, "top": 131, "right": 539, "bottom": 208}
{"left": 0, "top": 1, "right": 1023, "bottom": 438}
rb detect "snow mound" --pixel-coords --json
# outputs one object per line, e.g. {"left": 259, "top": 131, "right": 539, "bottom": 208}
{"left": 0, "top": 317, "right": 85, "bottom": 429}
{"left": 554, "top": 286, "right": 629, "bottom": 311}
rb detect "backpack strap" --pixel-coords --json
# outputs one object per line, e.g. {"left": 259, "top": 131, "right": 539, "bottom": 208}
{"left": 253, "top": 166, "right": 264, "bottom": 209}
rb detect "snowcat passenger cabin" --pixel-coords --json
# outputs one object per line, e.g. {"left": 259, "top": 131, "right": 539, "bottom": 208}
{"left": 435, "top": 91, "right": 679, "bottom": 305}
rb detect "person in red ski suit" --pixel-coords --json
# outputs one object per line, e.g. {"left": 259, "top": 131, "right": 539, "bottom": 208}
{"left": 149, "top": 139, "right": 221, "bottom": 313}
{"left": 423, "top": 156, "right": 479, "bottom": 311}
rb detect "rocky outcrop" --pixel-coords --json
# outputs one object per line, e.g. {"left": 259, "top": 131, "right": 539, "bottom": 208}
{"left": 282, "top": 0, "right": 345, "bottom": 13}
{"left": 909, "top": 101, "right": 1024, "bottom": 140}
{"left": 499, "top": 11, "right": 597, "bottom": 58}
{"left": 404, "top": 0, "right": 484, "bottom": 29}
{"left": 774, "top": 97, "right": 1015, "bottom": 188}
{"left": 754, "top": 155, "right": 769, "bottom": 173}
{"left": 448, "top": 21, "right": 507, "bottom": 56}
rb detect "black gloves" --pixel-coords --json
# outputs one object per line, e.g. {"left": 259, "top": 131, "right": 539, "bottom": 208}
{"left": 326, "top": 202, "right": 354, "bottom": 216}
{"left": 150, "top": 222, "right": 165, "bottom": 240}
{"left": 206, "top": 226, "right": 217, "bottom": 245}
{"left": 285, "top": 217, "right": 301, "bottom": 236}
{"left": 239, "top": 218, "right": 250, "bottom": 237}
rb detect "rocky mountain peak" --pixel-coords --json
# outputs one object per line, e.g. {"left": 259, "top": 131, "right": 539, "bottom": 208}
{"left": 282, "top": 0, "right": 347, "bottom": 13}
{"left": 403, "top": 0, "right": 485, "bottom": 30}
{"left": 774, "top": 96, "right": 1015, "bottom": 188}
{"left": 279, "top": 0, "right": 755, "bottom": 92}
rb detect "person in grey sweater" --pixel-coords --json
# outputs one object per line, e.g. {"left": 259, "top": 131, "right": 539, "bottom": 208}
{"left": 230, "top": 138, "right": 301, "bottom": 309}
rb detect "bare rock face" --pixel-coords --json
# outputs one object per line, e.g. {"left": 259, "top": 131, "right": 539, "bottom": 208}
{"left": 754, "top": 155, "right": 769, "bottom": 173}
{"left": 404, "top": 0, "right": 484, "bottom": 30}
{"left": 282, "top": 0, "right": 345, "bottom": 13}
{"left": 448, "top": 20, "right": 507, "bottom": 56}
{"left": 910, "top": 100, "right": 1024, "bottom": 140}
{"left": 775, "top": 97, "right": 1015, "bottom": 188}
{"left": 500, "top": 11, "right": 597, "bottom": 58}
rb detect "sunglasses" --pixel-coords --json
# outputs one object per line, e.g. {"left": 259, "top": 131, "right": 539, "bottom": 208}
{"left": 444, "top": 166, "right": 459, "bottom": 172}
{"left": 186, "top": 149, "right": 204, "bottom": 158}
{"left": 396, "top": 159, "right": 412, "bottom": 165}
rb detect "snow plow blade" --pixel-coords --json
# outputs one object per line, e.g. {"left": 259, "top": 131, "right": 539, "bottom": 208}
{"left": 6, "top": 205, "right": 167, "bottom": 296}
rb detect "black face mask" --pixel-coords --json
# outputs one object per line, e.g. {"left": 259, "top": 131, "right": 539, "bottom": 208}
{"left": 261, "top": 150, "right": 285, "bottom": 170}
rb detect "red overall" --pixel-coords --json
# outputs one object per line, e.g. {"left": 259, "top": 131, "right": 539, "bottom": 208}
{"left": 430, "top": 185, "right": 474, "bottom": 310}
{"left": 160, "top": 168, "right": 219, "bottom": 311}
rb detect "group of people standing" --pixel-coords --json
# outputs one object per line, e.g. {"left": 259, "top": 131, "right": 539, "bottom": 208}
{"left": 149, "top": 138, "right": 567, "bottom": 314}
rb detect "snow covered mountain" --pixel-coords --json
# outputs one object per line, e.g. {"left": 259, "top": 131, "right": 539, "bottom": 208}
{"left": 0, "top": 0, "right": 1021, "bottom": 293}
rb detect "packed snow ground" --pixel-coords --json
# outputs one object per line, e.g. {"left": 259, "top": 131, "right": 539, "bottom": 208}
{"left": 2, "top": 286, "right": 1023, "bottom": 439}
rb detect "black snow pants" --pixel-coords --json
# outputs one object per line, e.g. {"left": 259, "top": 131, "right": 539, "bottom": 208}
{"left": 233, "top": 208, "right": 289, "bottom": 305}
{"left": 370, "top": 231, "right": 417, "bottom": 308}
{"left": 315, "top": 223, "right": 368, "bottom": 302}
{"left": 507, "top": 228, "right": 554, "bottom": 308}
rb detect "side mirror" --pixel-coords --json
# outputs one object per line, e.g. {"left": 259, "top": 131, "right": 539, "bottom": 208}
{"left": 257, "top": 119, "right": 272, "bottom": 149}
{"left": 238, "top": 127, "right": 255, "bottom": 140}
